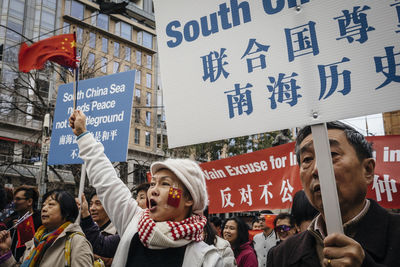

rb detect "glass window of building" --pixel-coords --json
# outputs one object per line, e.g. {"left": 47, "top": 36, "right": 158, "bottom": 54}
{"left": 142, "top": 32, "right": 153, "bottom": 49}
{"left": 145, "top": 131, "right": 151, "bottom": 146}
{"left": 65, "top": 0, "right": 71, "bottom": 16}
{"left": 91, "top": 12, "right": 97, "bottom": 26}
{"left": 135, "top": 70, "right": 141, "bottom": 84}
{"left": 125, "top": 47, "right": 131, "bottom": 62}
{"left": 76, "top": 27, "right": 83, "bottom": 43}
{"left": 89, "top": 32, "right": 96, "bottom": 48}
{"left": 113, "top": 62, "right": 119, "bottom": 73}
{"left": 124, "top": 65, "right": 130, "bottom": 72}
{"left": 146, "top": 55, "right": 152, "bottom": 69}
{"left": 115, "top": 22, "right": 121, "bottom": 36}
{"left": 135, "top": 88, "right": 141, "bottom": 103}
{"left": 9, "top": 0, "right": 24, "bottom": 20}
{"left": 146, "top": 92, "right": 151, "bottom": 107}
{"left": 121, "top": 22, "right": 132, "bottom": 40}
{"left": 134, "top": 129, "right": 140, "bottom": 144}
{"left": 114, "top": 42, "right": 120, "bottom": 57}
{"left": 88, "top": 53, "right": 95, "bottom": 68}
{"left": 102, "top": 37, "right": 108, "bottom": 53}
{"left": 41, "top": 10, "right": 55, "bottom": 30}
{"left": 43, "top": 0, "right": 57, "bottom": 9}
{"left": 116, "top": 21, "right": 132, "bottom": 40}
{"left": 136, "top": 51, "right": 141, "bottom": 65}
{"left": 97, "top": 14, "right": 109, "bottom": 31}
{"left": 70, "top": 0, "right": 84, "bottom": 20}
{"left": 101, "top": 57, "right": 107, "bottom": 73}
{"left": 134, "top": 109, "right": 140, "bottom": 123}
{"left": 6, "top": 19, "right": 22, "bottom": 42}
{"left": 145, "top": 111, "right": 151, "bottom": 126}
{"left": 63, "top": 22, "right": 70, "bottom": 34}
{"left": 146, "top": 73, "right": 152, "bottom": 88}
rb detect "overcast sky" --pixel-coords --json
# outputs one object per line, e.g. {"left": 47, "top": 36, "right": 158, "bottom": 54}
{"left": 341, "top": 113, "right": 384, "bottom": 136}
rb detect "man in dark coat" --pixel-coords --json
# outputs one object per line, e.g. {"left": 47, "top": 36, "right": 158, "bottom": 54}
{"left": 5, "top": 185, "right": 42, "bottom": 262}
{"left": 267, "top": 121, "right": 400, "bottom": 267}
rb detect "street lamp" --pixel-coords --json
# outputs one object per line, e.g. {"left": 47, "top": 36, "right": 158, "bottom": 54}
{"left": 37, "top": 113, "right": 51, "bottom": 209}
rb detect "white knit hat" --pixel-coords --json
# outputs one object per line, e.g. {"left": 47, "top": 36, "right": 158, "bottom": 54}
{"left": 150, "top": 158, "right": 208, "bottom": 215}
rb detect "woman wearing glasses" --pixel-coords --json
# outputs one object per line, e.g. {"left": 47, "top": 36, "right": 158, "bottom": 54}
{"left": 222, "top": 217, "right": 257, "bottom": 267}
{"left": 273, "top": 213, "right": 297, "bottom": 244}
{"left": 0, "top": 189, "right": 93, "bottom": 267}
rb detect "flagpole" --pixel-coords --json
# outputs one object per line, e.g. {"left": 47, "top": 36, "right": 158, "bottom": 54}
{"left": 73, "top": 63, "right": 86, "bottom": 224}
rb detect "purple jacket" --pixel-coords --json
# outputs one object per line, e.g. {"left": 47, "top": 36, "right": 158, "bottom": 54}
{"left": 236, "top": 241, "right": 258, "bottom": 267}
{"left": 80, "top": 215, "right": 120, "bottom": 258}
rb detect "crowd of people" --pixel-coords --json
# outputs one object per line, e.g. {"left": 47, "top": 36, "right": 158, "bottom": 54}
{"left": 0, "top": 111, "right": 398, "bottom": 267}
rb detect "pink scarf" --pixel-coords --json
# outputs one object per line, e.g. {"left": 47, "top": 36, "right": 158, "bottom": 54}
{"left": 138, "top": 209, "right": 207, "bottom": 249}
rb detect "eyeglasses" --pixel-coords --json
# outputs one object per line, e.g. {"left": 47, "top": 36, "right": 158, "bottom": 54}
{"left": 275, "top": 225, "right": 292, "bottom": 233}
{"left": 14, "top": 197, "right": 28, "bottom": 201}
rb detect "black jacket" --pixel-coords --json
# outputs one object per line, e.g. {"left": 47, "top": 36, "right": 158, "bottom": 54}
{"left": 267, "top": 200, "right": 400, "bottom": 267}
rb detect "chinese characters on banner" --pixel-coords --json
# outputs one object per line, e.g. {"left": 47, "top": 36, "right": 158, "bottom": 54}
{"left": 201, "top": 136, "right": 400, "bottom": 214}
{"left": 154, "top": 0, "right": 400, "bottom": 148}
{"left": 48, "top": 71, "right": 135, "bottom": 165}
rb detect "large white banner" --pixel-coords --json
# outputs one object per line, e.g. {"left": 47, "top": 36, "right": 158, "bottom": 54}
{"left": 154, "top": 0, "right": 400, "bottom": 148}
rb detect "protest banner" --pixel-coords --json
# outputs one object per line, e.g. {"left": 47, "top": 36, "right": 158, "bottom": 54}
{"left": 154, "top": 0, "right": 400, "bottom": 234}
{"left": 48, "top": 70, "right": 135, "bottom": 165}
{"left": 202, "top": 135, "right": 400, "bottom": 214}
{"left": 154, "top": 0, "right": 400, "bottom": 148}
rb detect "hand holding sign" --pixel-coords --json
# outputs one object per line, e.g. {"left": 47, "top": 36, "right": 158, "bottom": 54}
{"left": 323, "top": 233, "right": 365, "bottom": 267}
{"left": 69, "top": 110, "right": 87, "bottom": 137}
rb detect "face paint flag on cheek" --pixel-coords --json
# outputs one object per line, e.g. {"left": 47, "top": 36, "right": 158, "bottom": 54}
{"left": 167, "top": 187, "right": 182, "bottom": 208}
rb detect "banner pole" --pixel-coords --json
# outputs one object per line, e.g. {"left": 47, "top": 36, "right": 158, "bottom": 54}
{"left": 311, "top": 123, "right": 343, "bottom": 234}
{"left": 76, "top": 163, "right": 86, "bottom": 224}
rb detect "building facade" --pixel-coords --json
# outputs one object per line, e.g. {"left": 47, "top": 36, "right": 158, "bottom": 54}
{"left": 0, "top": 0, "right": 167, "bottom": 190}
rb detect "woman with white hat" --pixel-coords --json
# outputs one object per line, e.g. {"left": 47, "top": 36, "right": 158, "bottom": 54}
{"left": 69, "top": 110, "right": 222, "bottom": 267}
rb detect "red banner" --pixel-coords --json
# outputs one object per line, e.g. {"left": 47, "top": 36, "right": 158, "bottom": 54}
{"left": 201, "top": 136, "right": 400, "bottom": 214}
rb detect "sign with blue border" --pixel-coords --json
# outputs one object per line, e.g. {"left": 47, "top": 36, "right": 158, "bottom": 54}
{"left": 154, "top": 0, "right": 400, "bottom": 147}
{"left": 48, "top": 70, "right": 135, "bottom": 165}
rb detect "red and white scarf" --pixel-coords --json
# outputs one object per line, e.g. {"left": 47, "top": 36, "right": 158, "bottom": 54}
{"left": 137, "top": 209, "right": 207, "bottom": 249}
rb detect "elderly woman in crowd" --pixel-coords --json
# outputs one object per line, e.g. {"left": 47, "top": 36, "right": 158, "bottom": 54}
{"left": 69, "top": 110, "right": 222, "bottom": 267}
{"left": 0, "top": 189, "right": 93, "bottom": 267}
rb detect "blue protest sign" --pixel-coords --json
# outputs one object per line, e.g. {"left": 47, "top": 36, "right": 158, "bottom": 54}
{"left": 48, "top": 70, "right": 135, "bottom": 165}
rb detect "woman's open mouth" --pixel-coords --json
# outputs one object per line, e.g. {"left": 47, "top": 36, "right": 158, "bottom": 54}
{"left": 149, "top": 199, "right": 157, "bottom": 211}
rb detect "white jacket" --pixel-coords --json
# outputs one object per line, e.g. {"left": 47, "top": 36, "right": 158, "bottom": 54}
{"left": 214, "top": 236, "right": 236, "bottom": 266}
{"left": 78, "top": 134, "right": 222, "bottom": 267}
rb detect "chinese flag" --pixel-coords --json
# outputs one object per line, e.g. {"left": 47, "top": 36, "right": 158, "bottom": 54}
{"left": 264, "top": 214, "right": 277, "bottom": 229}
{"left": 16, "top": 216, "right": 35, "bottom": 248}
{"left": 248, "top": 229, "right": 263, "bottom": 241}
{"left": 167, "top": 187, "right": 182, "bottom": 208}
{"left": 18, "top": 33, "right": 77, "bottom": 72}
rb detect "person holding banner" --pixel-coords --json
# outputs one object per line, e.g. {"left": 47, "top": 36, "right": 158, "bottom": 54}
{"left": 69, "top": 110, "right": 222, "bottom": 267}
{"left": 267, "top": 121, "right": 400, "bottom": 267}
{"left": 4, "top": 186, "right": 42, "bottom": 262}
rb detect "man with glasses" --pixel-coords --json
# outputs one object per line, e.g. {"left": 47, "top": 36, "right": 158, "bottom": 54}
{"left": 4, "top": 185, "right": 42, "bottom": 261}
{"left": 267, "top": 121, "right": 400, "bottom": 267}
{"left": 253, "top": 211, "right": 277, "bottom": 267}
{"left": 273, "top": 213, "right": 296, "bottom": 244}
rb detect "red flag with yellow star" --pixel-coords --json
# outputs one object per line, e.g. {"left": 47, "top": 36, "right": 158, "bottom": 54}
{"left": 16, "top": 216, "right": 35, "bottom": 248}
{"left": 167, "top": 187, "right": 182, "bottom": 208}
{"left": 18, "top": 33, "right": 77, "bottom": 72}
